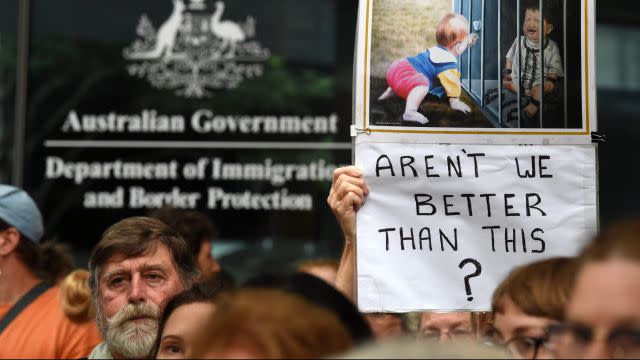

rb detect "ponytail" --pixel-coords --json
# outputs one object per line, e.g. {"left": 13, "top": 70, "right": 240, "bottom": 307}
{"left": 60, "top": 269, "right": 95, "bottom": 322}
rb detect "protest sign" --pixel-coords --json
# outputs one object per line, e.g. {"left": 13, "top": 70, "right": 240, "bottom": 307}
{"left": 355, "top": 142, "right": 597, "bottom": 311}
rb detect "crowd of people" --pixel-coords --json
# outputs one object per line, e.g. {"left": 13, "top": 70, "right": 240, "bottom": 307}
{"left": 0, "top": 165, "right": 639, "bottom": 359}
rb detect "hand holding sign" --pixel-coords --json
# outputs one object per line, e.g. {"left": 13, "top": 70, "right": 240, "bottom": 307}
{"left": 328, "top": 166, "right": 369, "bottom": 303}
{"left": 327, "top": 166, "right": 369, "bottom": 244}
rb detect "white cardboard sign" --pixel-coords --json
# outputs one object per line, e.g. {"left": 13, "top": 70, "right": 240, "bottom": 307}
{"left": 355, "top": 142, "right": 597, "bottom": 311}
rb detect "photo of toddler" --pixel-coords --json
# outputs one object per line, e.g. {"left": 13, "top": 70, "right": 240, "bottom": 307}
{"left": 503, "top": 3, "right": 564, "bottom": 122}
{"left": 378, "top": 14, "right": 478, "bottom": 124}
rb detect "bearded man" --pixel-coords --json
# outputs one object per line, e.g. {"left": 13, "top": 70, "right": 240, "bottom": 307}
{"left": 88, "top": 216, "right": 199, "bottom": 359}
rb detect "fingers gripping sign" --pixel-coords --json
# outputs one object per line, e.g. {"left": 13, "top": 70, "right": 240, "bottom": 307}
{"left": 328, "top": 166, "right": 370, "bottom": 244}
{"left": 329, "top": 166, "right": 370, "bottom": 302}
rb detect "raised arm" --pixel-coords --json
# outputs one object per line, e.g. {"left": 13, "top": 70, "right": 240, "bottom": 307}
{"left": 327, "top": 166, "right": 369, "bottom": 303}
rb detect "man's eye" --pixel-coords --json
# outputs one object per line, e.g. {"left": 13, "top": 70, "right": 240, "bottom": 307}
{"left": 146, "top": 273, "right": 163, "bottom": 281}
{"left": 109, "top": 277, "right": 125, "bottom": 287}
{"left": 421, "top": 331, "right": 438, "bottom": 339}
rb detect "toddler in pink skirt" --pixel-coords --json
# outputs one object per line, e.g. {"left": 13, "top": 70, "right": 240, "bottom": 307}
{"left": 379, "top": 13, "right": 478, "bottom": 124}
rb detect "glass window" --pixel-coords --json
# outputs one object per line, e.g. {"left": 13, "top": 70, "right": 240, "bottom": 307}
{"left": 0, "top": 0, "right": 19, "bottom": 183}
{"left": 24, "top": 0, "right": 352, "bottom": 283}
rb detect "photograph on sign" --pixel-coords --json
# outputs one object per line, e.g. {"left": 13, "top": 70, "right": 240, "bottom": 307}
{"left": 354, "top": 143, "right": 597, "bottom": 311}
{"left": 354, "top": 0, "right": 596, "bottom": 143}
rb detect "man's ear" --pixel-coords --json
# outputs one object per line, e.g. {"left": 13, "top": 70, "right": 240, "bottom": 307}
{"left": 0, "top": 227, "right": 21, "bottom": 256}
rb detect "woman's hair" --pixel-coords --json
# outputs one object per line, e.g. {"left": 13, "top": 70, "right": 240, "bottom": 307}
{"left": 191, "top": 288, "right": 354, "bottom": 359}
{"left": 150, "top": 281, "right": 222, "bottom": 357}
{"left": 579, "top": 218, "right": 640, "bottom": 264}
{"left": 60, "top": 269, "right": 95, "bottom": 322}
{"left": 491, "top": 257, "right": 577, "bottom": 321}
{"left": 0, "top": 219, "right": 75, "bottom": 284}
{"left": 148, "top": 207, "right": 217, "bottom": 258}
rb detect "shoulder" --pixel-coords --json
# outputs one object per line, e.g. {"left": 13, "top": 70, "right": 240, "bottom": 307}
{"left": 547, "top": 39, "right": 561, "bottom": 51}
{"left": 428, "top": 46, "right": 457, "bottom": 64}
{"left": 31, "top": 284, "right": 63, "bottom": 309}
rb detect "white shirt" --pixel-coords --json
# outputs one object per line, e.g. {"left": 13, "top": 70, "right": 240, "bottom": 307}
{"left": 88, "top": 342, "right": 113, "bottom": 359}
{"left": 506, "top": 36, "right": 564, "bottom": 90}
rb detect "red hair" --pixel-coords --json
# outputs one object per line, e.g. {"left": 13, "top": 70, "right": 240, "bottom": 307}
{"left": 436, "top": 13, "right": 469, "bottom": 47}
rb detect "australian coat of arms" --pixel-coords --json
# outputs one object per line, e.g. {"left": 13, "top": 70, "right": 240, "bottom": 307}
{"left": 123, "top": 0, "right": 271, "bottom": 98}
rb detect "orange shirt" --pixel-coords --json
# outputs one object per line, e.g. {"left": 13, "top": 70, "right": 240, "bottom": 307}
{"left": 0, "top": 285, "right": 102, "bottom": 359}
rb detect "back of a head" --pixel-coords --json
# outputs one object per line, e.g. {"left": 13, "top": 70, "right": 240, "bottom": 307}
{"left": 88, "top": 216, "right": 199, "bottom": 296}
{"left": 334, "top": 337, "right": 508, "bottom": 359}
{"left": 0, "top": 185, "right": 73, "bottom": 283}
{"left": 580, "top": 218, "right": 640, "bottom": 265}
{"left": 0, "top": 185, "right": 44, "bottom": 243}
{"left": 436, "top": 13, "right": 469, "bottom": 47}
{"left": 149, "top": 207, "right": 217, "bottom": 257}
{"left": 244, "top": 272, "right": 373, "bottom": 344}
{"left": 191, "top": 288, "right": 354, "bottom": 359}
{"left": 492, "top": 257, "right": 577, "bottom": 321}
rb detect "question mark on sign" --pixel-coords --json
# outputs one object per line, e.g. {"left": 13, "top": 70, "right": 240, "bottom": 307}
{"left": 458, "top": 258, "right": 482, "bottom": 301}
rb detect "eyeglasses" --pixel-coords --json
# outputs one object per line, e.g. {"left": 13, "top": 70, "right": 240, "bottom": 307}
{"left": 503, "top": 335, "right": 547, "bottom": 359}
{"left": 546, "top": 323, "right": 640, "bottom": 359}
{"left": 417, "top": 328, "right": 475, "bottom": 341}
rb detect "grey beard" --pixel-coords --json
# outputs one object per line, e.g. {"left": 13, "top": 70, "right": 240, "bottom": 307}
{"left": 95, "top": 301, "right": 159, "bottom": 358}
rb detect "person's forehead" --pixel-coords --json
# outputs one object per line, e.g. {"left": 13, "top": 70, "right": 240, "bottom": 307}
{"left": 569, "top": 260, "right": 640, "bottom": 323}
{"left": 494, "top": 298, "right": 552, "bottom": 331}
{"left": 100, "top": 243, "right": 177, "bottom": 274}
{"left": 163, "top": 302, "right": 216, "bottom": 336}
{"left": 421, "top": 312, "right": 470, "bottom": 327}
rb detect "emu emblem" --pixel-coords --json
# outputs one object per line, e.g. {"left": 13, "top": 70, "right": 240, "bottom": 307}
{"left": 123, "top": 0, "right": 270, "bottom": 98}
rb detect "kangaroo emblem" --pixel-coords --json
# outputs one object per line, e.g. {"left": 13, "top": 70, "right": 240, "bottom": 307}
{"left": 124, "top": 0, "right": 186, "bottom": 61}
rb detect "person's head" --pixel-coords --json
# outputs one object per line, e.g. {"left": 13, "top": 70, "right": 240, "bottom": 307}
{"left": 338, "top": 336, "right": 509, "bottom": 359}
{"left": 188, "top": 288, "right": 354, "bottom": 359}
{"left": 548, "top": 219, "right": 640, "bottom": 359}
{"left": 154, "top": 281, "right": 221, "bottom": 359}
{"left": 418, "top": 312, "right": 475, "bottom": 342}
{"left": 0, "top": 185, "right": 72, "bottom": 283}
{"left": 365, "top": 313, "right": 406, "bottom": 339}
{"left": 436, "top": 13, "right": 470, "bottom": 55}
{"left": 522, "top": 3, "right": 555, "bottom": 43}
{"left": 296, "top": 258, "right": 339, "bottom": 285}
{"left": 88, "top": 216, "right": 199, "bottom": 359}
{"left": 491, "top": 257, "right": 577, "bottom": 359}
{"left": 244, "top": 272, "right": 373, "bottom": 344}
{"left": 149, "top": 208, "right": 220, "bottom": 281}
